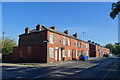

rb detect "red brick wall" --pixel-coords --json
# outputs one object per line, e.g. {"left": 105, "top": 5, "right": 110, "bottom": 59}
{"left": 89, "top": 44, "right": 96, "bottom": 57}
{"left": 19, "top": 31, "right": 47, "bottom": 47}
{"left": 12, "top": 47, "right": 19, "bottom": 62}
{"left": 47, "top": 31, "right": 89, "bottom": 62}
{"left": 12, "top": 31, "right": 47, "bottom": 63}
{"left": 89, "top": 43, "right": 110, "bottom": 57}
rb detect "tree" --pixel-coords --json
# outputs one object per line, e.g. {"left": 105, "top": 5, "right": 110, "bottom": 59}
{"left": 0, "top": 37, "right": 17, "bottom": 54}
{"left": 110, "top": 1, "right": 120, "bottom": 19}
{"left": 0, "top": 39, "right": 2, "bottom": 53}
{"left": 105, "top": 43, "right": 120, "bottom": 55}
{"left": 105, "top": 43, "right": 115, "bottom": 53}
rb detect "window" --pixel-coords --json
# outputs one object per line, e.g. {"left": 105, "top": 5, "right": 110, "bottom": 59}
{"left": 84, "top": 51, "right": 88, "bottom": 56}
{"left": 49, "top": 33, "right": 54, "bottom": 44}
{"left": 63, "top": 37, "right": 66, "bottom": 45}
{"left": 62, "top": 50, "right": 66, "bottom": 57}
{"left": 76, "top": 50, "right": 78, "bottom": 57}
{"left": 68, "top": 50, "right": 71, "bottom": 57}
{"left": 84, "top": 44, "right": 86, "bottom": 48}
{"left": 27, "top": 46, "right": 31, "bottom": 53}
{"left": 80, "top": 42, "right": 82, "bottom": 48}
{"left": 49, "top": 47, "right": 54, "bottom": 58}
{"left": 76, "top": 41, "right": 79, "bottom": 47}
{"left": 84, "top": 44, "right": 88, "bottom": 49}
{"left": 86, "top": 51, "right": 88, "bottom": 56}
{"left": 68, "top": 39, "right": 70, "bottom": 46}
{"left": 20, "top": 50, "right": 23, "bottom": 57}
{"left": 78, "top": 42, "right": 80, "bottom": 47}
{"left": 86, "top": 44, "right": 89, "bottom": 49}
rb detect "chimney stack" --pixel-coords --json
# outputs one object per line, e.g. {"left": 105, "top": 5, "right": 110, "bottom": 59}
{"left": 92, "top": 41, "right": 94, "bottom": 44}
{"left": 64, "top": 30, "right": 69, "bottom": 35}
{"left": 88, "top": 40, "right": 91, "bottom": 43}
{"left": 36, "top": 24, "right": 42, "bottom": 31}
{"left": 73, "top": 33, "right": 78, "bottom": 38}
{"left": 25, "top": 27, "right": 30, "bottom": 34}
{"left": 95, "top": 43, "right": 97, "bottom": 45}
{"left": 50, "top": 26, "right": 56, "bottom": 30}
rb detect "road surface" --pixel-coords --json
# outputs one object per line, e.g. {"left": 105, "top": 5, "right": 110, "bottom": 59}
{"left": 2, "top": 57, "right": 120, "bottom": 80}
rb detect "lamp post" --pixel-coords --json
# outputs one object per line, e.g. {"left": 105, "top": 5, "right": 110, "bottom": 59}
{"left": 83, "top": 32, "right": 85, "bottom": 41}
{"left": 2, "top": 32, "right": 4, "bottom": 48}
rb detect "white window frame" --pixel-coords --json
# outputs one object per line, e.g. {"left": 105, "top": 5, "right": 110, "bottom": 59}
{"left": 62, "top": 49, "right": 66, "bottom": 57}
{"left": 86, "top": 44, "right": 89, "bottom": 49}
{"left": 63, "top": 37, "right": 66, "bottom": 45}
{"left": 49, "top": 47, "right": 54, "bottom": 58}
{"left": 68, "top": 38, "right": 70, "bottom": 46}
{"left": 76, "top": 50, "right": 78, "bottom": 57}
{"left": 86, "top": 51, "right": 88, "bottom": 56}
{"left": 76, "top": 41, "right": 78, "bottom": 47}
{"left": 49, "top": 33, "right": 54, "bottom": 44}
{"left": 68, "top": 50, "right": 71, "bottom": 57}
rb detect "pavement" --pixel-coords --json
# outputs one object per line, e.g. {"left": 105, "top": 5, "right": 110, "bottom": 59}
{"left": 1, "top": 57, "right": 98, "bottom": 67}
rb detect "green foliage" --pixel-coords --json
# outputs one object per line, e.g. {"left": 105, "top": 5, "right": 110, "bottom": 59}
{"left": 105, "top": 43, "right": 120, "bottom": 55}
{"left": 0, "top": 37, "right": 17, "bottom": 54}
{"left": 105, "top": 43, "right": 114, "bottom": 52}
{"left": 110, "top": 1, "right": 120, "bottom": 19}
{"left": 0, "top": 39, "right": 2, "bottom": 53}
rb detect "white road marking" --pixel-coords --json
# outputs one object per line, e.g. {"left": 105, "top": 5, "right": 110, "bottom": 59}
{"left": 19, "top": 67, "right": 42, "bottom": 72}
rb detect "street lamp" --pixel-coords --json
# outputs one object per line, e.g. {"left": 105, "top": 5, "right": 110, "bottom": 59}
{"left": 83, "top": 32, "right": 85, "bottom": 41}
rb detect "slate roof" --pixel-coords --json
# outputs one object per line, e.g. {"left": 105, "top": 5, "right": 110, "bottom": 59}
{"left": 20, "top": 25, "right": 89, "bottom": 44}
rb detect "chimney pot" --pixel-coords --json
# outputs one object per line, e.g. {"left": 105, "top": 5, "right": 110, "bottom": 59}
{"left": 73, "top": 33, "right": 78, "bottom": 38}
{"left": 95, "top": 43, "right": 97, "bottom": 45}
{"left": 25, "top": 27, "right": 30, "bottom": 33}
{"left": 64, "top": 30, "right": 69, "bottom": 34}
{"left": 36, "top": 24, "right": 42, "bottom": 31}
{"left": 92, "top": 42, "right": 94, "bottom": 44}
{"left": 50, "top": 26, "right": 56, "bottom": 30}
{"left": 88, "top": 40, "right": 91, "bottom": 43}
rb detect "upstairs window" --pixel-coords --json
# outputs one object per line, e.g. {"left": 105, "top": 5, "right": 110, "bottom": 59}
{"left": 80, "top": 43, "right": 82, "bottom": 48}
{"left": 68, "top": 39, "right": 70, "bottom": 46}
{"left": 76, "top": 41, "right": 78, "bottom": 47}
{"left": 63, "top": 37, "right": 66, "bottom": 45}
{"left": 86, "top": 44, "right": 89, "bottom": 49}
{"left": 49, "top": 33, "right": 54, "bottom": 44}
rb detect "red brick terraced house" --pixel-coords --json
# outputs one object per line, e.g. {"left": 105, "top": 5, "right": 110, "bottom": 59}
{"left": 12, "top": 24, "right": 90, "bottom": 63}
{"left": 88, "top": 40, "right": 110, "bottom": 57}
{"left": 12, "top": 24, "right": 110, "bottom": 63}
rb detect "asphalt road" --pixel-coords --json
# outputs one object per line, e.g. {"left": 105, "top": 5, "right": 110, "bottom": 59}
{"left": 2, "top": 57, "right": 120, "bottom": 80}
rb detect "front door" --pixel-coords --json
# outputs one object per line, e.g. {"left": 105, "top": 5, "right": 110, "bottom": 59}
{"left": 55, "top": 49, "right": 61, "bottom": 61}
{"left": 72, "top": 49, "right": 76, "bottom": 60}
{"left": 59, "top": 49, "right": 61, "bottom": 61}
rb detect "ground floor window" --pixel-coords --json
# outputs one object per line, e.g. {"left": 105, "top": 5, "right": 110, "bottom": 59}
{"left": 49, "top": 47, "right": 54, "bottom": 58}
{"left": 62, "top": 50, "right": 66, "bottom": 57}
{"left": 68, "top": 50, "right": 71, "bottom": 57}
{"left": 76, "top": 50, "right": 78, "bottom": 57}
{"left": 84, "top": 51, "right": 88, "bottom": 56}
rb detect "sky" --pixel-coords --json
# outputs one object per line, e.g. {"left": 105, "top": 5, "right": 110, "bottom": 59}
{"left": 2, "top": 2, "right": 118, "bottom": 46}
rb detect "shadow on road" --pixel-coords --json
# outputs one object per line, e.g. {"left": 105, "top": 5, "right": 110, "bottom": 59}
{"left": 2, "top": 57, "right": 120, "bottom": 80}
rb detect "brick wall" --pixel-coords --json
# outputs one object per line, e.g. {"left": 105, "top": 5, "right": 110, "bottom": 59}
{"left": 47, "top": 31, "right": 89, "bottom": 62}
{"left": 12, "top": 31, "right": 47, "bottom": 63}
